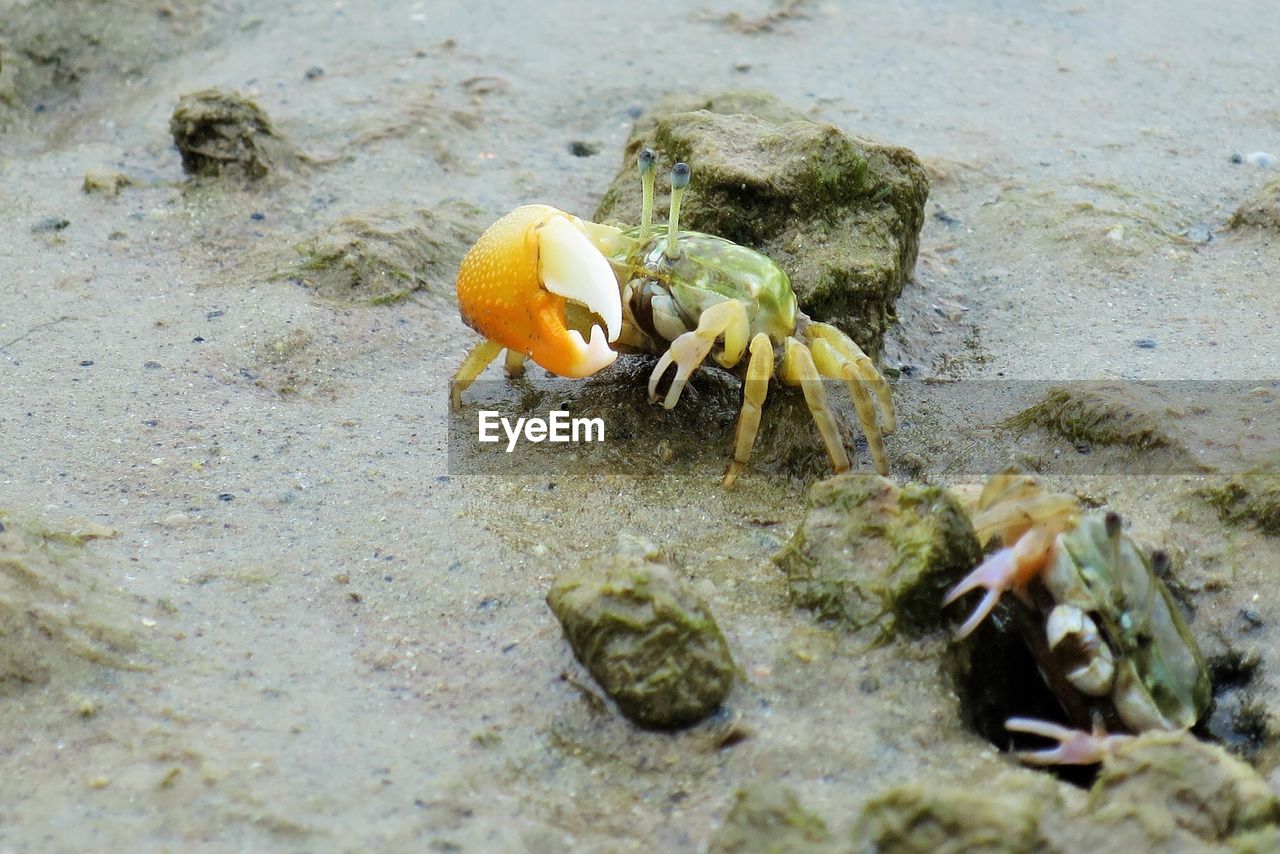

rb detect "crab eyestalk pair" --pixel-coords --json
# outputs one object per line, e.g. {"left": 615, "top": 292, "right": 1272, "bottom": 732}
{"left": 451, "top": 151, "right": 897, "bottom": 484}
{"left": 635, "top": 148, "right": 691, "bottom": 261}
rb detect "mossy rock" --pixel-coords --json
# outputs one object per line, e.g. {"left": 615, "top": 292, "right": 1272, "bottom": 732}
{"left": 170, "top": 88, "right": 303, "bottom": 181}
{"left": 595, "top": 91, "right": 928, "bottom": 360}
{"left": 774, "top": 475, "right": 981, "bottom": 635}
{"left": 546, "top": 537, "right": 735, "bottom": 729}
{"left": 850, "top": 778, "right": 1058, "bottom": 854}
{"left": 1090, "top": 731, "right": 1280, "bottom": 844}
{"left": 285, "top": 203, "right": 484, "bottom": 304}
{"left": 708, "top": 782, "right": 835, "bottom": 854}
{"left": 1230, "top": 177, "right": 1280, "bottom": 231}
{"left": 1200, "top": 466, "right": 1280, "bottom": 536}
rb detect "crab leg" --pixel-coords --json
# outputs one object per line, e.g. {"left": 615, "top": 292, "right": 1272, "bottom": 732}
{"left": 806, "top": 322, "right": 896, "bottom": 433}
{"left": 1005, "top": 717, "right": 1129, "bottom": 766}
{"left": 723, "top": 333, "right": 775, "bottom": 487}
{"left": 971, "top": 492, "right": 1078, "bottom": 547}
{"left": 648, "top": 300, "right": 750, "bottom": 409}
{"left": 450, "top": 340, "right": 504, "bottom": 410}
{"left": 809, "top": 338, "right": 889, "bottom": 476}
{"left": 780, "top": 338, "right": 851, "bottom": 476}
{"left": 504, "top": 350, "right": 527, "bottom": 376}
{"left": 943, "top": 524, "right": 1056, "bottom": 638}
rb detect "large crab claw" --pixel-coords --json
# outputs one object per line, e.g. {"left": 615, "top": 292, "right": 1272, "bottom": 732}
{"left": 455, "top": 204, "right": 622, "bottom": 378}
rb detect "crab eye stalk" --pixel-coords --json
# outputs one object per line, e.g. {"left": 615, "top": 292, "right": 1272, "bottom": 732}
{"left": 666, "top": 162, "right": 691, "bottom": 260}
{"left": 638, "top": 147, "right": 656, "bottom": 233}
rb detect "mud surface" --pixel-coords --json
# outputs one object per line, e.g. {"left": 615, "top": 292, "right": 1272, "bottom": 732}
{"left": 2, "top": 0, "right": 1279, "bottom": 850}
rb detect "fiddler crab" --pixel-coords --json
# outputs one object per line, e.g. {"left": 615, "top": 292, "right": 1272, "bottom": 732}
{"left": 945, "top": 472, "right": 1211, "bottom": 765}
{"left": 449, "top": 149, "right": 895, "bottom": 485}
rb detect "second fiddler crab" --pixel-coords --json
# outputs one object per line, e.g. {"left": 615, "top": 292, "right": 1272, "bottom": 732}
{"left": 450, "top": 149, "right": 895, "bottom": 485}
{"left": 945, "top": 472, "right": 1211, "bottom": 765}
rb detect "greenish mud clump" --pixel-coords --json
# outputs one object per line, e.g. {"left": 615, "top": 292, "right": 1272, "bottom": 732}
{"left": 546, "top": 537, "right": 735, "bottom": 728}
{"left": 595, "top": 91, "right": 929, "bottom": 359}
{"left": 1089, "top": 731, "right": 1280, "bottom": 847}
{"left": 850, "top": 778, "right": 1058, "bottom": 854}
{"left": 708, "top": 783, "right": 834, "bottom": 854}
{"left": 774, "top": 475, "right": 980, "bottom": 635}
{"left": 82, "top": 169, "right": 133, "bottom": 197}
{"left": 286, "top": 204, "right": 483, "bottom": 304}
{"left": 170, "top": 88, "right": 304, "bottom": 182}
{"left": 1007, "top": 385, "right": 1175, "bottom": 450}
{"left": 1200, "top": 466, "right": 1280, "bottom": 536}
{"left": 0, "top": 511, "right": 144, "bottom": 690}
{"left": 1230, "top": 176, "right": 1280, "bottom": 231}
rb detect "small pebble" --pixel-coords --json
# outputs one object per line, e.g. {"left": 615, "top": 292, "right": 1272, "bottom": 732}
{"left": 1134, "top": 338, "right": 1157, "bottom": 350}
{"left": 1245, "top": 151, "right": 1275, "bottom": 168}
{"left": 567, "top": 140, "right": 600, "bottom": 157}
{"left": 33, "top": 216, "right": 70, "bottom": 233}
{"left": 1186, "top": 224, "right": 1213, "bottom": 244}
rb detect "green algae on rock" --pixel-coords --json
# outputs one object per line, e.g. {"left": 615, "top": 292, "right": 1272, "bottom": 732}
{"left": 286, "top": 204, "right": 483, "bottom": 304}
{"left": 170, "top": 88, "right": 302, "bottom": 181}
{"left": 1090, "top": 730, "right": 1280, "bottom": 845}
{"left": 774, "top": 475, "right": 980, "bottom": 635}
{"left": 851, "top": 778, "right": 1058, "bottom": 854}
{"left": 708, "top": 782, "right": 834, "bottom": 854}
{"left": 1200, "top": 467, "right": 1280, "bottom": 536}
{"left": 546, "top": 537, "right": 735, "bottom": 729}
{"left": 594, "top": 91, "right": 928, "bottom": 360}
{"left": 0, "top": 511, "right": 144, "bottom": 689}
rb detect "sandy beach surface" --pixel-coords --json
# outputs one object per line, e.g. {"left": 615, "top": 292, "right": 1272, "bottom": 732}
{"left": 2, "top": 0, "right": 1279, "bottom": 849}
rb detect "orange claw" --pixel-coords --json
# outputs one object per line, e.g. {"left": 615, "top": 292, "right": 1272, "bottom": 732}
{"left": 455, "top": 204, "right": 622, "bottom": 378}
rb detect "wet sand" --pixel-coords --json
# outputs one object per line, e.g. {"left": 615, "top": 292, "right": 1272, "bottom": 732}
{"left": 2, "top": 0, "right": 1279, "bottom": 849}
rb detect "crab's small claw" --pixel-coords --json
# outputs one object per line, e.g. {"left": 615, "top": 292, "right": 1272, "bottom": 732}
{"left": 1005, "top": 717, "right": 1129, "bottom": 766}
{"left": 455, "top": 204, "right": 622, "bottom": 378}
{"left": 944, "top": 524, "right": 1057, "bottom": 638}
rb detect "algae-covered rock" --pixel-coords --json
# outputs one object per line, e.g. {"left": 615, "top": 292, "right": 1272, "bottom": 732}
{"left": 1090, "top": 730, "right": 1280, "bottom": 844}
{"left": 0, "top": 511, "right": 144, "bottom": 689}
{"left": 285, "top": 204, "right": 483, "bottom": 304}
{"left": 850, "top": 778, "right": 1058, "bottom": 854}
{"left": 1006, "top": 385, "right": 1175, "bottom": 450}
{"left": 1230, "top": 177, "right": 1280, "bottom": 231}
{"left": 595, "top": 91, "right": 928, "bottom": 359}
{"left": 546, "top": 536, "right": 735, "bottom": 728}
{"left": 774, "top": 475, "right": 981, "bottom": 635}
{"left": 1200, "top": 467, "right": 1280, "bottom": 536}
{"left": 708, "top": 782, "right": 835, "bottom": 854}
{"left": 170, "top": 88, "right": 302, "bottom": 181}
